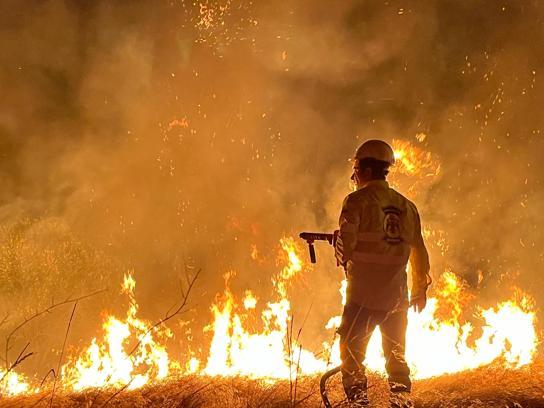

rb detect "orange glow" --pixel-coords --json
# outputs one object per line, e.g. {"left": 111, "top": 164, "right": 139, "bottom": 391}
{"left": 202, "top": 239, "right": 326, "bottom": 378}
{"left": 392, "top": 139, "right": 441, "bottom": 177}
{"left": 61, "top": 272, "right": 171, "bottom": 391}
{"left": 4, "top": 241, "right": 538, "bottom": 397}
{"left": 0, "top": 370, "right": 33, "bottom": 396}
{"left": 3, "top": 140, "right": 539, "bottom": 398}
{"left": 199, "top": 237, "right": 537, "bottom": 381}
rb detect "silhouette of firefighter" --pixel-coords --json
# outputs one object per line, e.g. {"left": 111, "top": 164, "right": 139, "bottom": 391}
{"left": 335, "top": 140, "right": 431, "bottom": 408}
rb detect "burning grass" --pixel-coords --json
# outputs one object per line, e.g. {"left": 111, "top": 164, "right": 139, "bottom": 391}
{"left": 0, "top": 238, "right": 539, "bottom": 405}
{"left": 0, "top": 143, "right": 540, "bottom": 405}
{"left": 2, "top": 359, "right": 543, "bottom": 407}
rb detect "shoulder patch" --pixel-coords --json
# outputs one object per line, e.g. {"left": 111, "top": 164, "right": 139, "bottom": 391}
{"left": 382, "top": 205, "right": 403, "bottom": 244}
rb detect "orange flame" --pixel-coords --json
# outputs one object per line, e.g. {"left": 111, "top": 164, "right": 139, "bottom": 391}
{"left": 0, "top": 370, "right": 32, "bottom": 396}
{"left": 2, "top": 139, "right": 539, "bottom": 398}
{"left": 202, "top": 239, "right": 326, "bottom": 378}
{"left": 61, "top": 272, "right": 171, "bottom": 390}
{"left": 392, "top": 139, "right": 441, "bottom": 177}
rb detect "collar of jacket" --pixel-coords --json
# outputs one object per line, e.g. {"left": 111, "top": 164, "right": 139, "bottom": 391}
{"left": 361, "top": 179, "right": 389, "bottom": 189}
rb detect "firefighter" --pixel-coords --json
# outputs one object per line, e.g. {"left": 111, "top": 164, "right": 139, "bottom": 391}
{"left": 335, "top": 140, "right": 431, "bottom": 408}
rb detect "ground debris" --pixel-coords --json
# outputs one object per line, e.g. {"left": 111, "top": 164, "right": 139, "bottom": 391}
{"left": 2, "top": 360, "right": 544, "bottom": 408}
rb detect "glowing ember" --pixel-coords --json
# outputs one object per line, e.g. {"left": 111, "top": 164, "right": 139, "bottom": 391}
{"left": 250, "top": 244, "right": 259, "bottom": 261}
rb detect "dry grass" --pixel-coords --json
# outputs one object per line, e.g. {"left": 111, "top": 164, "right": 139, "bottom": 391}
{"left": 3, "top": 360, "right": 544, "bottom": 408}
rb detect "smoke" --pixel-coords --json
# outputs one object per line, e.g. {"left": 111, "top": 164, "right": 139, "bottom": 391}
{"left": 1, "top": 0, "right": 543, "bottom": 374}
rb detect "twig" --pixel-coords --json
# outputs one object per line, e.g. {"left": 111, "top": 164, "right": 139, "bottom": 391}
{"left": 0, "top": 341, "right": 34, "bottom": 384}
{"left": 254, "top": 381, "right": 282, "bottom": 408}
{"left": 29, "top": 393, "right": 50, "bottom": 408}
{"left": 98, "top": 378, "right": 134, "bottom": 408}
{"left": 4, "top": 288, "right": 107, "bottom": 369}
{"left": 165, "top": 277, "right": 186, "bottom": 317}
{"left": 127, "top": 269, "right": 200, "bottom": 357}
{"left": 294, "top": 380, "right": 322, "bottom": 407}
{"left": 49, "top": 301, "right": 78, "bottom": 407}
{"left": 13, "top": 342, "right": 33, "bottom": 367}
{"left": 288, "top": 314, "right": 294, "bottom": 405}
{"left": 28, "top": 371, "right": 55, "bottom": 407}
{"left": 175, "top": 381, "right": 212, "bottom": 408}
{"left": 90, "top": 269, "right": 200, "bottom": 405}
{"left": 40, "top": 368, "right": 56, "bottom": 388}
{"left": 292, "top": 303, "right": 313, "bottom": 407}
{"left": 325, "top": 329, "right": 338, "bottom": 368}
{"left": 293, "top": 343, "right": 303, "bottom": 406}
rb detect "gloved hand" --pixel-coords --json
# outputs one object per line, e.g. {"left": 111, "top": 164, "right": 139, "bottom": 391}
{"left": 409, "top": 293, "right": 426, "bottom": 313}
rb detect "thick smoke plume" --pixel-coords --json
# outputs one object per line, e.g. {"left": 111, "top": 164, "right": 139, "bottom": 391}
{"left": 0, "top": 0, "right": 543, "bottom": 375}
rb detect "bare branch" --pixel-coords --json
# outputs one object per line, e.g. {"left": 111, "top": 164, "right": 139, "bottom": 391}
{"left": 293, "top": 343, "right": 303, "bottom": 406}
{"left": 4, "top": 288, "right": 107, "bottom": 369}
{"left": 127, "top": 269, "right": 200, "bottom": 357}
{"left": 291, "top": 303, "right": 312, "bottom": 407}
{"left": 49, "top": 301, "right": 78, "bottom": 407}
{"left": 98, "top": 378, "right": 134, "bottom": 408}
{"left": 0, "top": 342, "right": 34, "bottom": 384}
{"left": 88, "top": 269, "right": 200, "bottom": 405}
{"left": 39, "top": 368, "right": 56, "bottom": 388}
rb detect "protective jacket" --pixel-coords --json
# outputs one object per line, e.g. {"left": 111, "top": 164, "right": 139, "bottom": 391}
{"left": 335, "top": 180, "right": 430, "bottom": 311}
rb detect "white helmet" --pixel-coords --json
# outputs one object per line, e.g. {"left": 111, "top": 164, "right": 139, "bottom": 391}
{"left": 354, "top": 139, "right": 395, "bottom": 165}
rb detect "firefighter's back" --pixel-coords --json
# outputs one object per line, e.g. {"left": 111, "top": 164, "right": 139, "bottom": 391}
{"left": 345, "top": 180, "right": 420, "bottom": 310}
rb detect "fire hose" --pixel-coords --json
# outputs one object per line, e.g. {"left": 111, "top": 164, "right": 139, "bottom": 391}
{"left": 299, "top": 232, "right": 336, "bottom": 264}
{"left": 320, "top": 365, "right": 342, "bottom": 408}
{"left": 300, "top": 231, "right": 427, "bottom": 407}
{"left": 298, "top": 232, "right": 342, "bottom": 407}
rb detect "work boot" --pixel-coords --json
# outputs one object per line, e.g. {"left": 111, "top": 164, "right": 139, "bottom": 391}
{"left": 389, "top": 391, "right": 413, "bottom": 408}
{"left": 343, "top": 371, "right": 369, "bottom": 407}
{"left": 389, "top": 382, "right": 413, "bottom": 408}
{"left": 348, "top": 389, "right": 370, "bottom": 407}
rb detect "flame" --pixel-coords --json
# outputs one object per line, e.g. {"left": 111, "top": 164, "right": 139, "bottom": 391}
{"left": 202, "top": 239, "right": 327, "bottom": 378}
{"left": 197, "top": 139, "right": 538, "bottom": 379}
{"left": 274, "top": 237, "right": 303, "bottom": 298}
{"left": 2, "top": 139, "right": 539, "bottom": 398}
{"left": 361, "top": 273, "right": 538, "bottom": 379}
{"left": 202, "top": 243, "right": 537, "bottom": 382}
{"left": 186, "top": 357, "right": 200, "bottom": 374}
{"left": 243, "top": 290, "right": 257, "bottom": 310}
{"left": 2, "top": 241, "right": 539, "bottom": 397}
{"left": 61, "top": 272, "right": 172, "bottom": 391}
{"left": 392, "top": 139, "right": 441, "bottom": 177}
{"left": 0, "top": 370, "right": 32, "bottom": 396}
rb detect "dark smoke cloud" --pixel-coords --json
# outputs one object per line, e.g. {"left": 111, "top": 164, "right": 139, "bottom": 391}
{"left": 1, "top": 0, "right": 543, "bottom": 374}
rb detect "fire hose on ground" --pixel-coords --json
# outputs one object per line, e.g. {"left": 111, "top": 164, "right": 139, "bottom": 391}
{"left": 320, "top": 365, "right": 342, "bottom": 408}
{"left": 299, "top": 232, "right": 343, "bottom": 407}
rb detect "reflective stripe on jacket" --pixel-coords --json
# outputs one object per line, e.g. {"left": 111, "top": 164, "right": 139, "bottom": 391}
{"left": 335, "top": 180, "right": 429, "bottom": 311}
